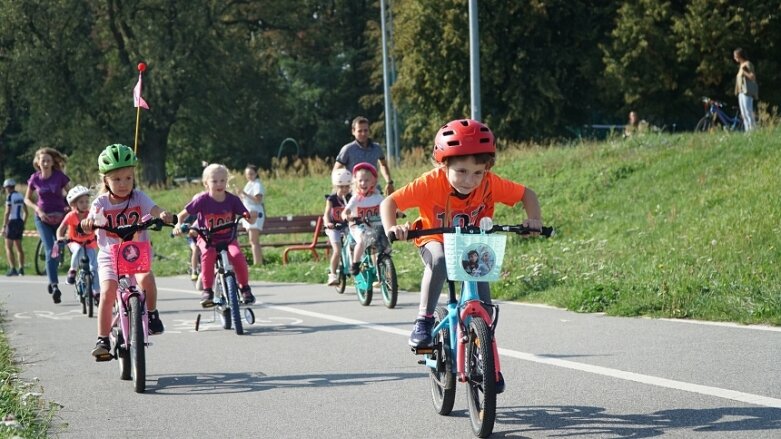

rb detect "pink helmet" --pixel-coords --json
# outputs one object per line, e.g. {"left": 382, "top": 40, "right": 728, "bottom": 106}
{"left": 352, "top": 162, "right": 377, "bottom": 178}
{"left": 433, "top": 119, "right": 495, "bottom": 163}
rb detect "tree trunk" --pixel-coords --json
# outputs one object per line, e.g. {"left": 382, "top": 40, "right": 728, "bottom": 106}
{"left": 138, "top": 125, "right": 170, "bottom": 186}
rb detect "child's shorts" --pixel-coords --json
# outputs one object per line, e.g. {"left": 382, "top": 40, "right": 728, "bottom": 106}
{"left": 325, "top": 228, "right": 344, "bottom": 244}
{"left": 3, "top": 219, "right": 23, "bottom": 240}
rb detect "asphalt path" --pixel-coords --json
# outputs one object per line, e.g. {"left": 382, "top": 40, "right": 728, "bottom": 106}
{"left": 0, "top": 275, "right": 779, "bottom": 438}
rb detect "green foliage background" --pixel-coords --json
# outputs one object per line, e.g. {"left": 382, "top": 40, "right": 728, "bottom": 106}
{"left": 2, "top": 1, "right": 780, "bottom": 186}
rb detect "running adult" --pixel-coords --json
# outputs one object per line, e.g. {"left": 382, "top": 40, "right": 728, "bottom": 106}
{"left": 24, "top": 147, "right": 70, "bottom": 303}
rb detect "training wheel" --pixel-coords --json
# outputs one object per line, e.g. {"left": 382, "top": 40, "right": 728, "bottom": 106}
{"left": 195, "top": 314, "right": 201, "bottom": 331}
{"left": 244, "top": 308, "right": 255, "bottom": 325}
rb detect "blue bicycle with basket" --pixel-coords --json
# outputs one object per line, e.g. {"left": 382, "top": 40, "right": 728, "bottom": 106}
{"left": 390, "top": 218, "right": 553, "bottom": 437}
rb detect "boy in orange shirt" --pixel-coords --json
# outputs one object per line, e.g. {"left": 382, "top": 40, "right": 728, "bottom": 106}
{"left": 380, "top": 119, "right": 543, "bottom": 352}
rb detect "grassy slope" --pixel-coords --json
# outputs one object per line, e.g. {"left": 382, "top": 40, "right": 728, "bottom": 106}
{"left": 3, "top": 130, "right": 779, "bottom": 327}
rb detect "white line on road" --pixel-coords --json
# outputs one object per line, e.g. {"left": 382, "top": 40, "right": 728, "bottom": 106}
{"left": 263, "top": 302, "right": 781, "bottom": 410}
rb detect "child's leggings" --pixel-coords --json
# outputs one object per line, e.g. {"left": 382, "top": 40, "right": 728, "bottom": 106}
{"left": 197, "top": 239, "right": 249, "bottom": 290}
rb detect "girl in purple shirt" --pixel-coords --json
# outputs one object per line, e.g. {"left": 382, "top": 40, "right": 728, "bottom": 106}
{"left": 24, "top": 147, "right": 70, "bottom": 302}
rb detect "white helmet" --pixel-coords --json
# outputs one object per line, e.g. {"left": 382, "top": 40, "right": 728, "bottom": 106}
{"left": 66, "top": 185, "right": 91, "bottom": 204}
{"left": 331, "top": 169, "right": 352, "bottom": 186}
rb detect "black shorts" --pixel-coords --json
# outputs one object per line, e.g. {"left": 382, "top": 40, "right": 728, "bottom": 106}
{"left": 4, "top": 219, "right": 24, "bottom": 240}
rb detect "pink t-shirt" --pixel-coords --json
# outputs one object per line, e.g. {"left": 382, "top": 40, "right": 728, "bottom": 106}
{"left": 89, "top": 190, "right": 156, "bottom": 250}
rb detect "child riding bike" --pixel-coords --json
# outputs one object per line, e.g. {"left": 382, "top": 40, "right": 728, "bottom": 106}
{"left": 172, "top": 163, "right": 257, "bottom": 308}
{"left": 323, "top": 168, "right": 352, "bottom": 286}
{"left": 380, "top": 119, "right": 544, "bottom": 363}
{"left": 341, "top": 163, "right": 386, "bottom": 276}
{"left": 81, "top": 144, "right": 174, "bottom": 359}
{"left": 56, "top": 185, "right": 99, "bottom": 297}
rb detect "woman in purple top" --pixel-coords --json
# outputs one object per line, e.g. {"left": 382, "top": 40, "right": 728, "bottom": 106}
{"left": 24, "top": 147, "right": 70, "bottom": 302}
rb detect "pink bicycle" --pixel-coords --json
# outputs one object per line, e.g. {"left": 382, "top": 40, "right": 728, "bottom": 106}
{"left": 92, "top": 214, "right": 175, "bottom": 393}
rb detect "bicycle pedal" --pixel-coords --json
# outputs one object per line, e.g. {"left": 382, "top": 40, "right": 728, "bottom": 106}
{"left": 411, "top": 346, "right": 434, "bottom": 355}
{"left": 94, "top": 353, "right": 113, "bottom": 362}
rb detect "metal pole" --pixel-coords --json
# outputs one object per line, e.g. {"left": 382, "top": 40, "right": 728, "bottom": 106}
{"left": 380, "top": 0, "right": 395, "bottom": 162}
{"left": 469, "top": 0, "right": 481, "bottom": 121}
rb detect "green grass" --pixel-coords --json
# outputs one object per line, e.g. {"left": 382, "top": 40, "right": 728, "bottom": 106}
{"left": 142, "top": 128, "right": 781, "bottom": 326}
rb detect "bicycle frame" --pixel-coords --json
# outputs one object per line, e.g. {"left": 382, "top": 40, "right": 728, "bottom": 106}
{"left": 428, "top": 281, "right": 501, "bottom": 384}
{"left": 702, "top": 97, "right": 742, "bottom": 130}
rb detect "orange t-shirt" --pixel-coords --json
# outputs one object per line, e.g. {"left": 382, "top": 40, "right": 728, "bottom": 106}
{"left": 62, "top": 210, "right": 97, "bottom": 249}
{"left": 389, "top": 168, "right": 526, "bottom": 246}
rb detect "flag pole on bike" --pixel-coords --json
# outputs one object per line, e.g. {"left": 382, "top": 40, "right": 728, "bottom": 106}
{"left": 132, "top": 62, "right": 150, "bottom": 156}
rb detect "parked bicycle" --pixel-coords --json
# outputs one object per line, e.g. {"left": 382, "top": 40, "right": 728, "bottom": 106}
{"left": 390, "top": 218, "right": 553, "bottom": 438}
{"left": 91, "top": 214, "right": 176, "bottom": 393}
{"left": 56, "top": 238, "right": 98, "bottom": 317}
{"left": 696, "top": 97, "right": 744, "bottom": 132}
{"left": 35, "top": 238, "right": 65, "bottom": 275}
{"left": 334, "top": 218, "right": 398, "bottom": 308}
{"left": 183, "top": 216, "right": 255, "bottom": 335}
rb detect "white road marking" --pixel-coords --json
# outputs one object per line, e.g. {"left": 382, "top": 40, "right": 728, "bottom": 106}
{"left": 264, "top": 302, "right": 781, "bottom": 410}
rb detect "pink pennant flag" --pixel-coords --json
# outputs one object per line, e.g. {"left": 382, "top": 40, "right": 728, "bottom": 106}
{"left": 133, "top": 72, "right": 149, "bottom": 110}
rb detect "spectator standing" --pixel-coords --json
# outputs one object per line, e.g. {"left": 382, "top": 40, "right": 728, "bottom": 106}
{"left": 334, "top": 116, "right": 395, "bottom": 194}
{"left": 3, "top": 178, "right": 28, "bottom": 276}
{"left": 733, "top": 48, "right": 758, "bottom": 131}
{"left": 239, "top": 164, "right": 265, "bottom": 265}
{"left": 24, "top": 147, "right": 70, "bottom": 303}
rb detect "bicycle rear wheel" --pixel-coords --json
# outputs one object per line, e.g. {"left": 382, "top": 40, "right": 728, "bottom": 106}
{"left": 129, "top": 295, "right": 146, "bottom": 393}
{"left": 430, "top": 307, "right": 456, "bottom": 415}
{"left": 377, "top": 255, "right": 398, "bottom": 309}
{"left": 225, "top": 273, "right": 244, "bottom": 335}
{"left": 465, "top": 317, "right": 496, "bottom": 438}
{"left": 35, "top": 239, "right": 45, "bottom": 275}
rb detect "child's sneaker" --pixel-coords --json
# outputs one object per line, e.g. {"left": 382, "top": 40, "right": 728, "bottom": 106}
{"left": 91, "top": 336, "right": 111, "bottom": 361}
{"left": 148, "top": 309, "right": 164, "bottom": 335}
{"left": 5, "top": 268, "right": 17, "bottom": 276}
{"left": 496, "top": 371, "right": 505, "bottom": 394}
{"left": 408, "top": 316, "right": 435, "bottom": 348}
{"left": 17, "top": 267, "right": 24, "bottom": 276}
{"left": 350, "top": 262, "right": 360, "bottom": 276}
{"left": 190, "top": 268, "right": 198, "bottom": 282}
{"left": 200, "top": 288, "right": 215, "bottom": 308}
{"left": 51, "top": 284, "right": 62, "bottom": 304}
{"left": 326, "top": 272, "right": 339, "bottom": 286}
{"left": 372, "top": 280, "right": 381, "bottom": 289}
{"left": 66, "top": 269, "right": 77, "bottom": 285}
{"left": 240, "top": 285, "right": 255, "bottom": 305}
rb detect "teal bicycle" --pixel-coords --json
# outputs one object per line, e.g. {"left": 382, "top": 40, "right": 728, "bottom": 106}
{"left": 390, "top": 218, "right": 553, "bottom": 437}
{"left": 335, "top": 218, "right": 398, "bottom": 308}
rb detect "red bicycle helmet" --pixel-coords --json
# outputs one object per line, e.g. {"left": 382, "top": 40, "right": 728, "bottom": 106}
{"left": 433, "top": 119, "right": 495, "bottom": 163}
{"left": 352, "top": 162, "right": 377, "bottom": 178}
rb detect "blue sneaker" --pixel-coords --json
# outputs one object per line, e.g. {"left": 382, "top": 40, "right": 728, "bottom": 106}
{"left": 408, "top": 317, "right": 434, "bottom": 348}
{"left": 5, "top": 268, "right": 18, "bottom": 276}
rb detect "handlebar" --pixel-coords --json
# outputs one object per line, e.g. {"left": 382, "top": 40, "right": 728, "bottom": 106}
{"left": 90, "top": 215, "right": 178, "bottom": 242}
{"left": 388, "top": 224, "right": 555, "bottom": 243}
{"left": 178, "top": 214, "right": 247, "bottom": 244}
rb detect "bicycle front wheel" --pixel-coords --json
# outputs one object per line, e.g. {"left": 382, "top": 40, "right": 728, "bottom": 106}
{"left": 430, "top": 306, "right": 456, "bottom": 415}
{"left": 225, "top": 274, "right": 244, "bottom": 335}
{"left": 695, "top": 116, "right": 712, "bottom": 132}
{"left": 85, "top": 272, "right": 94, "bottom": 318}
{"left": 377, "top": 255, "right": 398, "bottom": 309}
{"left": 465, "top": 317, "right": 496, "bottom": 438}
{"left": 129, "top": 295, "right": 146, "bottom": 393}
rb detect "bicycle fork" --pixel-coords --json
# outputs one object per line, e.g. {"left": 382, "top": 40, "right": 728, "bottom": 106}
{"left": 455, "top": 302, "right": 502, "bottom": 384}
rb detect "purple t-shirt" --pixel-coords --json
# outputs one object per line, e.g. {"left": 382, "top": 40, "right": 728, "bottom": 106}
{"left": 185, "top": 191, "right": 248, "bottom": 243}
{"left": 27, "top": 169, "right": 69, "bottom": 214}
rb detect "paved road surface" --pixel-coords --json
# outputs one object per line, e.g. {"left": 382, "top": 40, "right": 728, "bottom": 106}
{"left": 0, "top": 276, "right": 779, "bottom": 438}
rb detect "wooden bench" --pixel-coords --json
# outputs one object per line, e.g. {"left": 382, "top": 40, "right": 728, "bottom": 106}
{"left": 239, "top": 214, "right": 330, "bottom": 264}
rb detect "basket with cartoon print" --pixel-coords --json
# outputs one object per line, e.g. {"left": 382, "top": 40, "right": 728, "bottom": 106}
{"left": 443, "top": 227, "right": 506, "bottom": 282}
{"left": 110, "top": 241, "right": 152, "bottom": 275}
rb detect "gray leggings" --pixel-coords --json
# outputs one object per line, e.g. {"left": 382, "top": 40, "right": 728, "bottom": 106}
{"left": 418, "top": 241, "right": 491, "bottom": 316}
